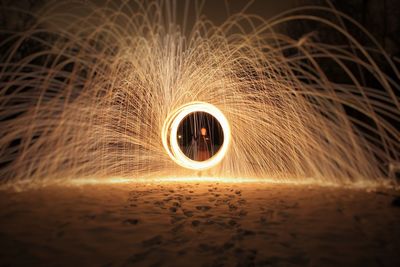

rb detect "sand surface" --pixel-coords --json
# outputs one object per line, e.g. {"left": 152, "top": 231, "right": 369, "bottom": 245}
{"left": 0, "top": 182, "right": 399, "bottom": 267}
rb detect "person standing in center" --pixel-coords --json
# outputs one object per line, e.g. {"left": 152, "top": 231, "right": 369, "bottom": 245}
{"left": 197, "top": 127, "right": 211, "bottom": 161}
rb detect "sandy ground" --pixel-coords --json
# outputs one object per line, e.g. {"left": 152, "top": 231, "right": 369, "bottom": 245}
{"left": 0, "top": 182, "right": 399, "bottom": 267}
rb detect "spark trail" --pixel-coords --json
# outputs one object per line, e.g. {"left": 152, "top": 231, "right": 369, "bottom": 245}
{"left": 0, "top": 0, "right": 399, "bottom": 186}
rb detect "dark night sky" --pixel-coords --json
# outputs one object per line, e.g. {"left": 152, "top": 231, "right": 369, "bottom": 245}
{"left": 1, "top": 0, "right": 399, "bottom": 59}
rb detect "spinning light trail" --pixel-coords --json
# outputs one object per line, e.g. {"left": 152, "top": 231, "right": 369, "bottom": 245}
{"left": 162, "top": 102, "right": 231, "bottom": 170}
{"left": 0, "top": 0, "right": 399, "bottom": 186}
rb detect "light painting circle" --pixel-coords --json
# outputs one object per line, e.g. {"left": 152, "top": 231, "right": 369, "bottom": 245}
{"left": 162, "top": 102, "right": 231, "bottom": 170}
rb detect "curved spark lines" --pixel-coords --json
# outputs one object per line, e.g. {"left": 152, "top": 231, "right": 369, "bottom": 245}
{"left": 0, "top": 1, "right": 399, "bottom": 186}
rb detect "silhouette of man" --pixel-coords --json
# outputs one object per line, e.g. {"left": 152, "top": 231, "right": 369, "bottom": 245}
{"left": 197, "top": 127, "right": 211, "bottom": 161}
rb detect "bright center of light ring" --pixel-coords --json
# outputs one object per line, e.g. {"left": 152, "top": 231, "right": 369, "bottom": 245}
{"left": 163, "top": 102, "right": 230, "bottom": 170}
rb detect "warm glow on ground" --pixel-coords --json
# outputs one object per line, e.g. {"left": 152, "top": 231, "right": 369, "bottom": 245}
{"left": 60, "top": 176, "right": 395, "bottom": 190}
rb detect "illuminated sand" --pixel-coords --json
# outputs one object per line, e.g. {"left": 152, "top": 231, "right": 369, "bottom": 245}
{"left": 1, "top": 182, "right": 399, "bottom": 266}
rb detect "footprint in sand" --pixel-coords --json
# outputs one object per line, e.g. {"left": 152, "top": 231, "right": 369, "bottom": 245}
{"left": 196, "top": 205, "right": 212, "bottom": 211}
{"left": 169, "top": 207, "right": 177, "bottom": 212}
{"left": 192, "top": 220, "right": 201, "bottom": 227}
{"left": 183, "top": 210, "right": 193, "bottom": 217}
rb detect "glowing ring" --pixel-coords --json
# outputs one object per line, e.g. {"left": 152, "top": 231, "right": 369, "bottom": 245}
{"left": 162, "top": 102, "right": 231, "bottom": 170}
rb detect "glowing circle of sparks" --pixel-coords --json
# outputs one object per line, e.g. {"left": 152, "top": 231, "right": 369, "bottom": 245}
{"left": 162, "top": 102, "right": 231, "bottom": 170}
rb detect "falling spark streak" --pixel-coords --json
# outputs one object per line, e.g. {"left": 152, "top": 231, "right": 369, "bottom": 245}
{"left": 0, "top": 0, "right": 399, "bottom": 187}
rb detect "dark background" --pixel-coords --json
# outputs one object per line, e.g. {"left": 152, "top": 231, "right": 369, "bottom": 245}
{"left": 1, "top": 0, "right": 399, "bottom": 60}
